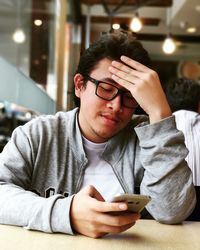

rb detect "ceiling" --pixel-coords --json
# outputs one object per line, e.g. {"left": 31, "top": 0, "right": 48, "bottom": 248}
{"left": 79, "top": 0, "right": 200, "bottom": 61}
{"left": 0, "top": 0, "right": 199, "bottom": 107}
{"left": 80, "top": 0, "right": 200, "bottom": 36}
{"left": 0, "top": 0, "right": 200, "bottom": 73}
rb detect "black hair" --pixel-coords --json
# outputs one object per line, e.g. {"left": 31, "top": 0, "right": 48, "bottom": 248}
{"left": 74, "top": 30, "right": 151, "bottom": 107}
{"left": 165, "top": 77, "right": 200, "bottom": 112}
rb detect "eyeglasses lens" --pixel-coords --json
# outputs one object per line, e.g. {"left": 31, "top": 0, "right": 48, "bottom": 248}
{"left": 97, "top": 82, "right": 138, "bottom": 108}
{"left": 97, "top": 83, "right": 118, "bottom": 100}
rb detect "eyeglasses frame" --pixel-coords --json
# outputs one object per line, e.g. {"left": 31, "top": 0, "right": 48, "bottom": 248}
{"left": 83, "top": 74, "right": 138, "bottom": 109}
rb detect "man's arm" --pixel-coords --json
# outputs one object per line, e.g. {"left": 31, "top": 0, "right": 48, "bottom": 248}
{"left": 109, "top": 56, "right": 196, "bottom": 223}
{"left": 0, "top": 123, "right": 140, "bottom": 237}
{"left": 0, "top": 125, "right": 73, "bottom": 234}
{"left": 135, "top": 116, "right": 196, "bottom": 224}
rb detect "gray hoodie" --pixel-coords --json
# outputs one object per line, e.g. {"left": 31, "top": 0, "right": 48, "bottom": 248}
{"left": 0, "top": 108, "right": 196, "bottom": 234}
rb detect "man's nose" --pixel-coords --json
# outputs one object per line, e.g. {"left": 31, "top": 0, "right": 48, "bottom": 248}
{"left": 108, "top": 94, "right": 123, "bottom": 112}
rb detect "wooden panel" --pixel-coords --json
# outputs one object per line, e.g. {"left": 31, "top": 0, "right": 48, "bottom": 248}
{"left": 80, "top": 0, "right": 172, "bottom": 7}
{"left": 30, "top": 0, "right": 49, "bottom": 88}
{"left": 88, "top": 16, "right": 160, "bottom": 26}
{"left": 135, "top": 33, "right": 200, "bottom": 43}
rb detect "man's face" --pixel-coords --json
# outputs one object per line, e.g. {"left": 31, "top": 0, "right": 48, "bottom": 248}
{"left": 74, "top": 58, "right": 135, "bottom": 143}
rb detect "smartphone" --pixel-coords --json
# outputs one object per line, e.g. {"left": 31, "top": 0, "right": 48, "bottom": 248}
{"left": 111, "top": 193, "right": 151, "bottom": 213}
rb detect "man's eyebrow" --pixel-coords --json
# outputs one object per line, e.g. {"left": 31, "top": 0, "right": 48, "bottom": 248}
{"left": 101, "top": 77, "right": 117, "bottom": 84}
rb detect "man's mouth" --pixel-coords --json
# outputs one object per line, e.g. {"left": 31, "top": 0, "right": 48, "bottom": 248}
{"left": 100, "top": 113, "right": 121, "bottom": 124}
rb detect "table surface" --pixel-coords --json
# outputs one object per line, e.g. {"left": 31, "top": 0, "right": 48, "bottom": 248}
{"left": 0, "top": 219, "right": 200, "bottom": 250}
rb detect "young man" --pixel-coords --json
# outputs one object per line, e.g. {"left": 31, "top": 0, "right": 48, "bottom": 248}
{"left": 0, "top": 32, "right": 196, "bottom": 238}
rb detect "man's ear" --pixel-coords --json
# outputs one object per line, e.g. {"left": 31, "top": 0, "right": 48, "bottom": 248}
{"left": 74, "top": 73, "right": 85, "bottom": 98}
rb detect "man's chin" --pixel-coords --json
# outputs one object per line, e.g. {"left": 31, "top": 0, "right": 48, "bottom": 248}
{"left": 96, "top": 129, "right": 119, "bottom": 141}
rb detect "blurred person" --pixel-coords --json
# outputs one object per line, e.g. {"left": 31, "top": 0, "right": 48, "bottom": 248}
{"left": 0, "top": 32, "right": 196, "bottom": 238}
{"left": 165, "top": 77, "right": 200, "bottom": 186}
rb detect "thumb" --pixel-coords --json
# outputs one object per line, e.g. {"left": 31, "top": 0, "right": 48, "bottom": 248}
{"left": 83, "top": 185, "right": 105, "bottom": 202}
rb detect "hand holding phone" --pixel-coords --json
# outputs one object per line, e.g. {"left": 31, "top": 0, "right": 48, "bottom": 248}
{"left": 111, "top": 193, "right": 151, "bottom": 214}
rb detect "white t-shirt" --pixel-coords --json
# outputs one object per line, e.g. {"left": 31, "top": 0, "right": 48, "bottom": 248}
{"left": 174, "top": 110, "right": 200, "bottom": 186}
{"left": 80, "top": 136, "right": 124, "bottom": 201}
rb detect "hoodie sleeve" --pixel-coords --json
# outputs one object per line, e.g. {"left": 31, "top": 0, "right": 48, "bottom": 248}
{"left": 135, "top": 115, "right": 196, "bottom": 224}
{"left": 0, "top": 122, "right": 74, "bottom": 234}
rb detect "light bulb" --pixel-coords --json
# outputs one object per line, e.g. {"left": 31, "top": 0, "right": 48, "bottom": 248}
{"left": 162, "top": 36, "right": 176, "bottom": 54}
{"left": 130, "top": 15, "right": 142, "bottom": 32}
{"left": 186, "top": 27, "right": 196, "bottom": 33}
{"left": 34, "top": 19, "right": 43, "bottom": 26}
{"left": 12, "top": 28, "right": 26, "bottom": 43}
{"left": 112, "top": 23, "right": 120, "bottom": 30}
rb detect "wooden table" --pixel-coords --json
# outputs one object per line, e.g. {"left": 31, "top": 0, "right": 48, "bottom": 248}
{"left": 0, "top": 219, "right": 199, "bottom": 250}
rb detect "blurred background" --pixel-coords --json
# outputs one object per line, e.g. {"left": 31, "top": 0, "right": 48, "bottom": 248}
{"left": 0, "top": 0, "right": 200, "bottom": 149}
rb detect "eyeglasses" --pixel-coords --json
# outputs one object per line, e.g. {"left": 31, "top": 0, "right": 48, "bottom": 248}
{"left": 84, "top": 75, "right": 138, "bottom": 109}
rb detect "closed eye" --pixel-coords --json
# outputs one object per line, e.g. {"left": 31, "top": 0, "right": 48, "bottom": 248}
{"left": 99, "top": 83, "right": 116, "bottom": 92}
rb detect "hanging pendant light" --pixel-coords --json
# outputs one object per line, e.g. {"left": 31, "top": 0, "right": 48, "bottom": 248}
{"left": 162, "top": 34, "right": 176, "bottom": 54}
{"left": 112, "top": 23, "right": 120, "bottom": 30}
{"left": 12, "top": 2, "right": 26, "bottom": 44}
{"left": 12, "top": 28, "right": 26, "bottom": 43}
{"left": 162, "top": 7, "right": 176, "bottom": 54}
{"left": 130, "top": 12, "right": 142, "bottom": 32}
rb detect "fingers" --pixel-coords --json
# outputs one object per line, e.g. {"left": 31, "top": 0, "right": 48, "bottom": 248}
{"left": 75, "top": 185, "right": 129, "bottom": 213}
{"left": 111, "top": 60, "right": 135, "bottom": 75}
{"left": 120, "top": 55, "right": 150, "bottom": 72}
{"left": 108, "top": 57, "right": 151, "bottom": 90}
{"left": 70, "top": 186, "right": 141, "bottom": 238}
{"left": 84, "top": 212, "right": 139, "bottom": 238}
{"left": 94, "top": 200, "right": 129, "bottom": 214}
{"left": 108, "top": 55, "right": 171, "bottom": 122}
{"left": 109, "top": 55, "right": 151, "bottom": 81}
{"left": 83, "top": 186, "right": 130, "bottom": 213}
{"left": 83, "top": 186, "right": 129, "bottom": 212}
{"left": 82, "top": 221, "right": 136, "bottom": 239}
{"left": 98, "top": 212, "right": 140, "bottom": 227}
{"left": 109, "top": 61, "right": 141, "bottom": 85}
{"left": 110, "top": 73, "right": 137, "bottom": 90}
{"left": 97, "top": 221, "right": 136, "bottom": 236}
{"left": 109, "top": 59, "right": 155, "bottom": 83}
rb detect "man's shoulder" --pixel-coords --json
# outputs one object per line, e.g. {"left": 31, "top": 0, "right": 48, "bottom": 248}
{"left": 21, "top": 108, "right": 78, "bottom": 133}
{"left": 30, "top": 108, "right": 77, "bottom": 123}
